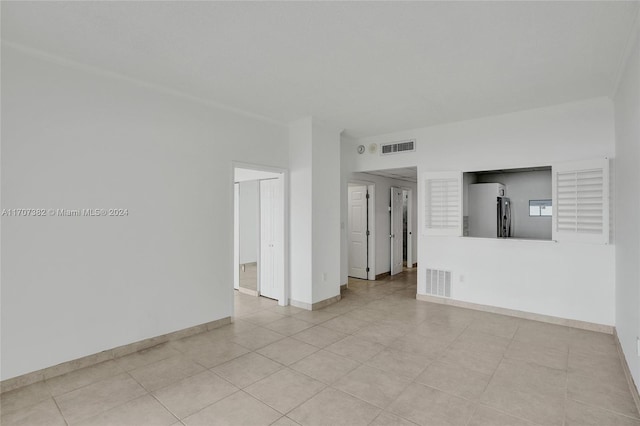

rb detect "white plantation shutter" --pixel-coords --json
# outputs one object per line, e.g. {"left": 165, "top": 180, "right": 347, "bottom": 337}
{"left": 422, "top": 171, "right": 462, "bottom": 236}
{"left": 552, "top": 158, "right": 609, "bottom": 244}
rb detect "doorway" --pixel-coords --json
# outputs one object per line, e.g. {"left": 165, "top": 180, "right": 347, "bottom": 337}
{"left": 349, "top": 167, "right": 417, "bottom": 279}
{"left": 234, "top": 164, "right": 288, "bottom": 305}
{"left": 390, "top": 187, "right": 413, "bottom": 276}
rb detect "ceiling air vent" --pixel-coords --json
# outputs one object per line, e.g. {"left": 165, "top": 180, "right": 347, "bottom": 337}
{"left": 380, "top": 139, "right": 416, "bottom": 156}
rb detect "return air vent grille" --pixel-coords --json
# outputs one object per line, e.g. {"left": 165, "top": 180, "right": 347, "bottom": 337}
{"left": 425, "top": 268, "right": 451, "bottom": 297}
{"left": 381, "top": 139, "right": 415, "bottom": 155}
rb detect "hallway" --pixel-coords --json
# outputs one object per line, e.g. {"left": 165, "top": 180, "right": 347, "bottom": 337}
{"left": 2, "top": 270, "right": 637, "bottom": 425}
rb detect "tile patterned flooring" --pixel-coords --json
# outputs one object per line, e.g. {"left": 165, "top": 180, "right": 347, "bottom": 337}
{"left": 2, "top": 269, "right": 638, "bottom": 426}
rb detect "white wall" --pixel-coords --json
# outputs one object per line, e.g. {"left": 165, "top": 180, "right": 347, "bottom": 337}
{"left": 311, "top": 123, "right": 342, "bottom": 304}
{"left": 340, "top": 136, "right": 355, "bottom": 285}
{"left": 344, "top": 98, "right": 616, "bottom": 326}
{"left": 348, "top": 172, "right": 417, "bottom": 276}
{"left": 238, "top": 180, "right": 259, "bottom": 264}
{"left": 614, "top": 24, "right": 640, "bottom": 389}
{"left": 289, "top": 118, "right": 341, "bottom": 306}
{"left": 0, "top": 45, "right": 288, "bottom": 380}
{"left": 288, "top": 118, "right": 314, "bottom": 305}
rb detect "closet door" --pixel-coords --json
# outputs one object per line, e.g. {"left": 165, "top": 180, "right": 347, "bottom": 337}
{"left": 259, "top": 179, "right": 283, "bottom": 299}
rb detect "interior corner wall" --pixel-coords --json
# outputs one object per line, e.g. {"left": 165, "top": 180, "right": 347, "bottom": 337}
{"left": 288, "top": 118, "right": 314, "bottom": 305}
{"left": 0, "top": 45, "right": 288, "bottom": 380}
{"left": 344, "top": 97, "right": 616, "bottom": 326}
{"left": 289, "top": 118, "right": 341, "bottom": 306}
{"left": 614, "top": 24, "right": 640, "bottom": 390}
{"left": 311, "top": 123, "right": 341, "bottom": 304}
{"left": 340, "top": 136, "right": 354, "bottom": 286}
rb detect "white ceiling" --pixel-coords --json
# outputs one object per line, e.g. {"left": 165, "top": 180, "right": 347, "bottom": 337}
{"left": 360, "top": 167, "right": 417, "bottom": 183}
{"left": 2, "top": 1, "right": 638, "bottom": 138}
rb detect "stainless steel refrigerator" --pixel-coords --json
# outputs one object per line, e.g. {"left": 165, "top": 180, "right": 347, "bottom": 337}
{"left": 468, "top": 183, "right": 512, "bottom": 238}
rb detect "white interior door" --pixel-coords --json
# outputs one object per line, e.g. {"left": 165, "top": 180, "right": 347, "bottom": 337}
{"left": 348, "top": 185, "right": 368, "bottom": 279}
{"left": 259, "top": 178, "right": 283, "bottom": 300}
{"left": 390, "top": 186, "right": 403, "bottom": 275}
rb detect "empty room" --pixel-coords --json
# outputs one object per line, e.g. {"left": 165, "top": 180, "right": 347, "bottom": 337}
{"left": 2, "top": 1, "right": 640, "bottom": 426}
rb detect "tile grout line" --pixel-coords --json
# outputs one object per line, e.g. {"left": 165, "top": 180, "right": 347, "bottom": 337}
{"left": 472, "top": 320, "right": 564, "bottom": 426}
{"left": 468, "top": 322, "right": 520, "bottom": 424}
{"left": 147, "top": 392, "right": 182, "bottom": 425}
{"left": 473, "top": 403, "right": 548, "bottom": 426}
{"left": 45, "top": 367, "right": 132, "bottom": 411}
{"left": 328, "top": 365, "right": 413, "bottom": 413}
{"left": 173, "top": 388, "right": 245, "bottom": 423}
{"left": 180, "top": 365, "right": 253, "bottom": 418}
{"left": 243, "top": 371, "right": 329, "bottom": 419}
{"left": 58, "top": 371, "right": 148, "bottom": 426}
{"left": 44, "top": 360, "right": 128, "bottom": 398}
{"left": 568, "top": 395, "right": 640, "bottom": 421}
{"left": 565, "top": 343, "right": 640, "bottom": 420}
{"left": 461, "top": 326, "right": 551, "bottom": 426}
{"left": 463, "top": 404, "right": 480, "bottom": 426}
{"left": 50, "top": 396, "right": 70, "bottom": 426}
{"left": 128, "top": 354, "right": 212, "bottom": 392}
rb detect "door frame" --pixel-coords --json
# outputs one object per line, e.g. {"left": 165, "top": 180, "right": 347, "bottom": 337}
{"left": 390, "top": 186, "right": 404, "bottom": 276}
{"left": 348, "top": 180, "right": 376, "bottom": 280}
{"left": 233, "top": 161, "right": 289, "bottom": 306}
{"left": 234, "top": 182, "right": 240, "bottom": 291}
{"left": 402, "top": 187, "right": 413, "bottom": 268}
{"left": 347, "top": 184, "right": 368, "bottom": 280}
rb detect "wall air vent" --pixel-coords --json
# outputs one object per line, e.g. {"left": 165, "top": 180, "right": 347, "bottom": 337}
{"left": 380, "top": 139, "right": 416, "bottom": 155}
{"left": 425, "top": 268, "right": 452, "bottom": 297}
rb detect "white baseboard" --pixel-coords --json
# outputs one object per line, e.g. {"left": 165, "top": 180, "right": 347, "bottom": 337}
{"left": 416, "top": 293, "right": 613, "bottom": 334}
{"left": 290, "top": 294, "right": 341, "bottom": 311}
{"left": 238, "top": 287, "right": 258, "bottom": 297}
{"left": 1, "top": 316, "right": 231, "bottom": 394}
{"left": 614, "top": 330, "right": 640, "bottom": 417}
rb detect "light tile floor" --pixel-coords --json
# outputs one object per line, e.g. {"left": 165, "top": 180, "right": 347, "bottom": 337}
{"left": 2, "top": 269, "right": 639, "bottom": 426}
{"left": 239, "top": 263, "right": 258, "bottom": 292}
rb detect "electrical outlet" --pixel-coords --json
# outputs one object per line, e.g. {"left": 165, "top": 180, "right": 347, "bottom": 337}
{"left": 322, "top": 273, "right": 327, "bottom": 282}
{"left": 459, "top": 275, "right": 465, "bottom": 283}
